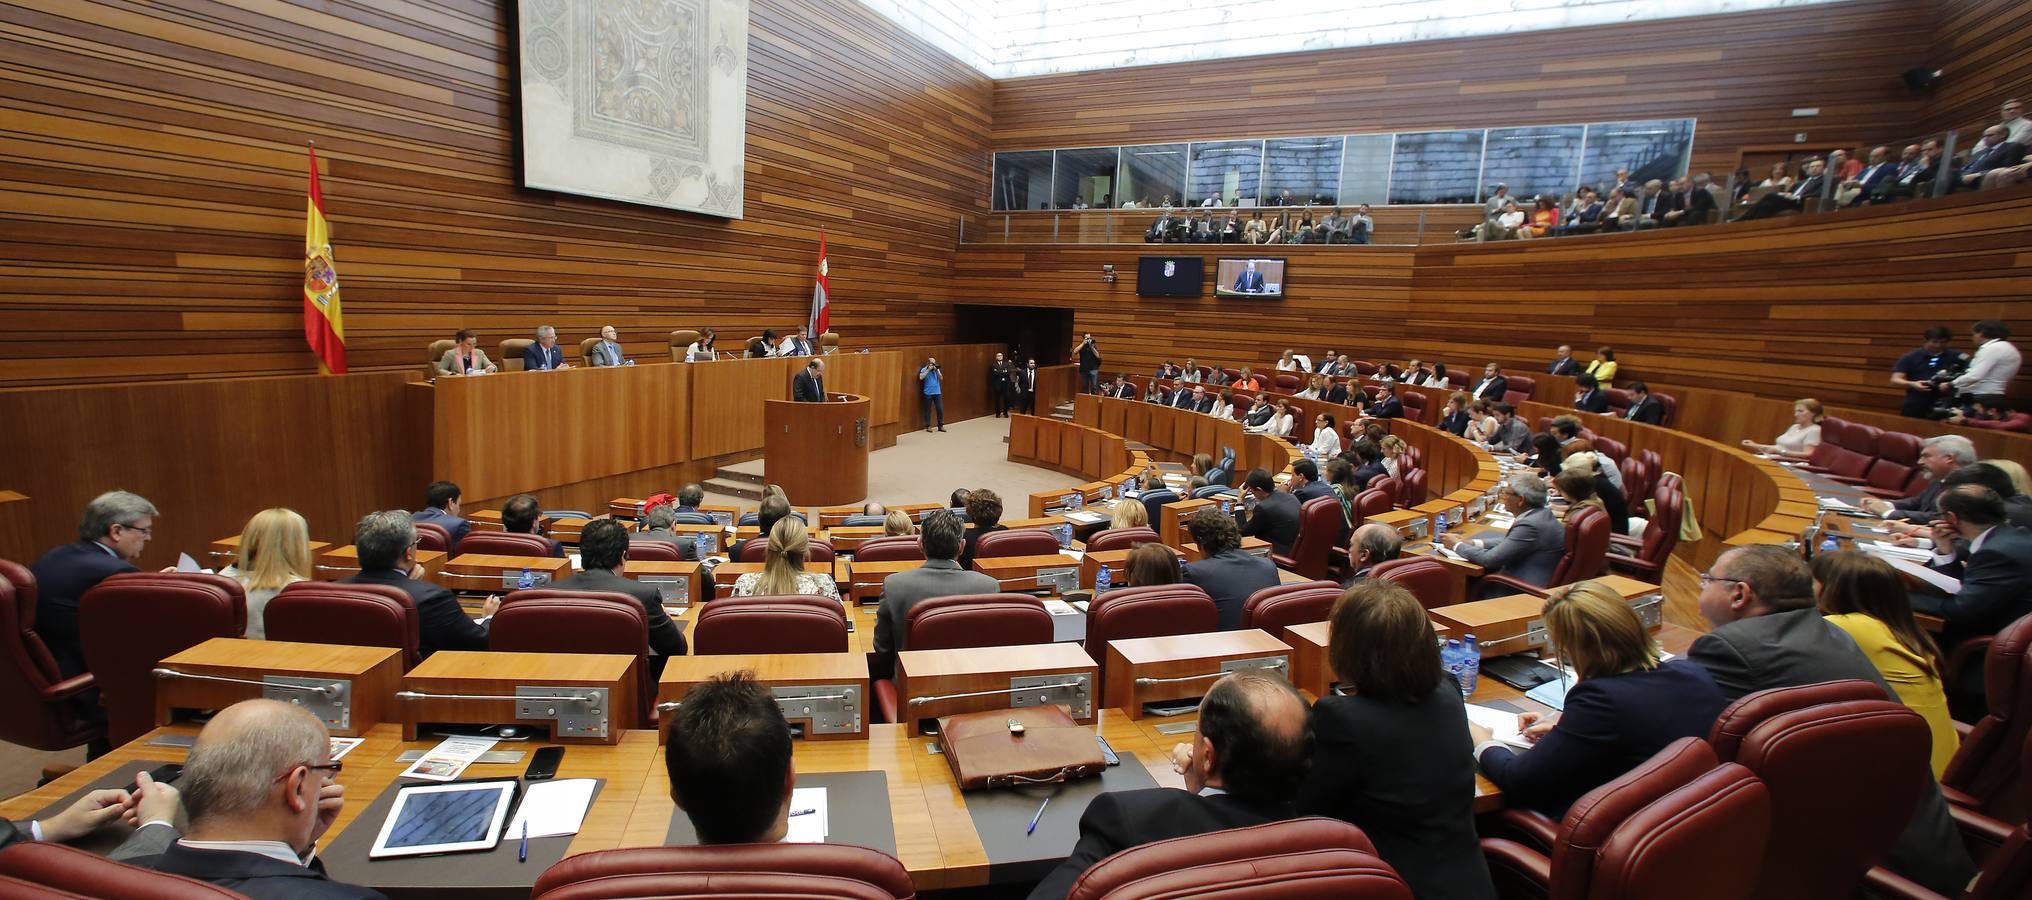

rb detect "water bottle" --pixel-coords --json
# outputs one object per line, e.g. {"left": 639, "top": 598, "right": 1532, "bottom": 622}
{"left": 517, "top": 567, "right": 536, "bottom": 590}
{"left": 700, "top": 531, "right": 718, "bottom": 555}
{"left": 1819, "top": 533, "right": 1840, "bottom": 556}
{"left": 1441, "top": 638, "right": 1466, "bottom": 694}
{"left": 1056, "top": 524, "right": 1073, "bottom": 548}
{"left": 1460, "top": 634, "right": 1482, "bottom": 697}
{"left": 1071, "top": 493, "right": 1085, "bottom": 511}
{"left": 1095, "top": 565, "right": 1112, "bottom": 594}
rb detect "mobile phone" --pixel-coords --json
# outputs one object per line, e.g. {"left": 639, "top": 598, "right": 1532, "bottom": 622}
{"left": 1095, "top": 736, "right": 1121, "bottom": 766}
{"left": 524, "top": 746, "right": 565, "bottom": 781}
{"left": 124, "top": 763, "right": 183, "bottom": 794}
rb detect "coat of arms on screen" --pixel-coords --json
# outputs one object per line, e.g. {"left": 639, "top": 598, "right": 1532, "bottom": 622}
{"left": 1163, "top": 261, "right": 1176, "bottom": 277}
{"left": 305, "top": 248, "right": 339, "bottom": 309}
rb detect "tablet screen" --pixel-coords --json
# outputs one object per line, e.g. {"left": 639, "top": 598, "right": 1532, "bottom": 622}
{"left": 370, "top": 780, "right": 517, "bottom": 858}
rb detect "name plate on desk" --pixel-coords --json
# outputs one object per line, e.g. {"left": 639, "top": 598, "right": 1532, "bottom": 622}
{"left": 154, "top": 638, "right": 401, "bottom": 736}
{"left": 397, "top": 651, "right": 633, "bottom": 745}
{"left": 656, "top": 653, "right": 869, "bottom": 742}
{"left": 1103, "top": 630, "right": 1292, "bottom": 719}
{"left": 896, "top": 643, "right": 1097, "bottom": 736}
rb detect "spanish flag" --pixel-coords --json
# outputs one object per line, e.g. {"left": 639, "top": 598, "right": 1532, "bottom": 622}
{"left": 302, "top": 143, "right": 347, "bottom": 374}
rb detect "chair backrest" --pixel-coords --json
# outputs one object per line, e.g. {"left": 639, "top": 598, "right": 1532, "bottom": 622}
{"left": 739, "top": 511, "right": 809, "bottom": 527}
{"left": 500, "top": 337, "right": 535, "bottom": 372}
{"left": 1653, "top": 393, "right": 1677, "bottom": 426}
{"left": 1351, "top": 487, "right": 1393, "bottom": 528}
{"left": 426, "top": 338, "right": 456, "bottom": 377}
{"left": 1865, "top": 431, "right": 1924, "bottom": 494}
{"left": 1192, "top": 484, "right": 1233, "bottom": 500}
{"left": 1084, "top": 585, "right": 1220, "bottom": 696}
{"left": 1066, "top": 817, "right": 1412, "bottom": 900}
{"left": 459, "top": 531, "right": 556, "bottom": 557}
{"left": 1946, "top": 611, "right": 2032, "bottom": 820}
{"left": 0, "top": 559, "right": 103, "bottom": 752}
{"left": 1620, "top": 457, "right": 1655, "bottom": 505}
{"left": 532, "top": 844, "right": 915, "bottom": 900}
{"left": 1706, "top": 680, "right": 1929, "bottom": 900}
{"left": 413, "top": 520, "right": 454, "bottom": 554}
{"left": 667, "top": 329, "right": 701, "bottom": 363}
{"left": 1241, "top": 580, "right": 1340, "bottom": 642}
{"left": 1139, "top": 489, "right": 1182, "bottom": 527}
{"left": 1829, "top": 421, "right": 1882, "bottom": 479}
{"left": 1400, "top": 391, "right": 1428, "bottom": 424}
{"left": 625, "top": 539, "right": 686, "bottom": 562}
{"left": 1278, "top": 497, "right": 1343, "bottom": 580}
{"left": 79, "top": 573, "right": 246, "bottom": 745}
{"left": 1634, "top": 488, "right": 1684, "bottom": 565}
{"left": 1400, "top": 468, "right": 1427, "bottom": 506}
{"left": 974, "top": 529, "right": 1061, "bottom": 560}
{"left": 578, "top": 337, "right": 603, "bottom": 366}
{"left": 1353, "top": 361, "right": 1379, "bottom": 377}
{"left": 1591, "top": 436, "right": 1628, "bottom": 465}
{"left": 1366, "top": 475, "right": 1400, "bottom": 508}
{"left": 1550, "top": 505, "right": 1611, "bottom": 586}
{"left": 1605, "top": 387, "right": 1634, "bottom": 414}
{"left": 738, "top": 539, "right": 836, "bottom": 564}
{"left": 492, "top": 591, "right": 653, "bottom": 727}
{"left": 1274, "top": 373, "right": 1302, "bottom": 391}
{"left": 264, "top": 581, "right": 421, "bottom": 668}
{"left": 906, "top": 594, "right": 1054, "bottom": 650}
{"left": 1961, "top": 729, "right": 2032, "bottom": 900}
{"left": 1368, "top": 557, "right": 1454, "bottom": 610}
{"left": 1544, "top": 738, "right": 1771, "bottom": 900}
{"left": 0, "top": 842, "right": 247, "bottom": 899}
{"left": 1086, "top": 527, "right": 1159, "bottom": 553}
{"left": 819, "top": 332, "right": 840, "bottom": 353}
{"left": 669, "top": 511, "right": 717, "bottom": 526}
{"left": 694, "top": 596, "right": 849, "bottom": 655}
{"left": 1504, "top": 374, "right": 1536, "bottom": 401}
{"left": 853, "top": 536, "right": 926, "bottom": 562}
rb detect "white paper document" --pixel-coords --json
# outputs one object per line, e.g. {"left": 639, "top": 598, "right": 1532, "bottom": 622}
{"left": 1858, "top": 540, "right": 1935, "bottom": 562}
{"left": 176, "top": 553, "right": 209, "bottom": 574}
{"left": 1869, "top": 552, "right": 1961, "bottom": 594}
{"left": 786, "top": 787, "right": 829, "bottom": 843}
{"left": 507, "top": 778, "right": 596, "bottom": 838}
{"left": 400, "top": 736, "right": 498, "bottom": 782}
{"left": 1043, "top": 599, "right": 1081, "bottom": 617}
{"left": 1464, "top": 704, "right": 1535, "bottom": 752}
{"left": 329, "top": 736, "right": 366, "bottom": 761}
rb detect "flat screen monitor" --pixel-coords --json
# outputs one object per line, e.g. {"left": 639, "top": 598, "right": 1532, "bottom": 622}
{"left": 1136, "top": 256, "right": 1203, "bottom": 298}
{"left": 1215, "top": 258, "right": 1286, "bottom": 298}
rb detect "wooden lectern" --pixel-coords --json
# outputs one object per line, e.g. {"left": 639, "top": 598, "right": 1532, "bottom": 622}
{"left": 764, "top": 392, "right": 870, "bottom": 506}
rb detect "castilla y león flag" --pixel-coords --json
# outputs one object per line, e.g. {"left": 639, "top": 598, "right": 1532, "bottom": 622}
{"left": 807, "top": 231, "right": 830, "bottom": 338}
{"left": 302, "top": 143, "right": 347, "bottom": 374}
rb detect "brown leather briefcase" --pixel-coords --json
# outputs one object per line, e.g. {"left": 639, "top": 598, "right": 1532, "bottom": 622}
{"left": 936, "top": 705, "right": 1106, "bottom": 791}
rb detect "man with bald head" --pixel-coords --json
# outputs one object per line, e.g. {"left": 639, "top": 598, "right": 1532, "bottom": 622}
{"left": 1346, "top": 522, "right": 1403, "bottom": 582}
{"left": 1026, "top": 671, "right": 1313, "bottom": 899}
{"left": 138, "top": 699, "right": 383, "bottom": 899}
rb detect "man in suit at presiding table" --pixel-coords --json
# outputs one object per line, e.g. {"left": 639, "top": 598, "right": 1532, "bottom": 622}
{"left": 793, "top": 358, "right": 825, "bottom": 402}
{"left": 1686, "top": 545, "right": 1976, "bottom": 896}
{"left": 523, "top": 324, "right": 572, "bottom": 371}
{"left": 1027, "top": 671, "right": 1311, "bottom": 900}
{"left": 135, "top": 699, "right": 387, "bottom": 899}
{"left": 339, "top": 511, "right": 493, "bottom": 655}
{"left": 31, "top": 490, "right": 160, "bottom": 679}
{"left": 1436, "top": 473, "right": 1565, "bottom": 593}
{"left": 552, "top": 519, "right": 686, "bottom": 664}
{"left": 588, "top": 324, "right": 626, "bottom": 367}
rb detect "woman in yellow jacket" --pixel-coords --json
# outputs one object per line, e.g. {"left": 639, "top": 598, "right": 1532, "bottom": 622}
{"left": 1813, "top": 551, "right": 1959, "bottom": 778}
{"left": 1583, "top": 346, "right": 1618, "bottom": 385}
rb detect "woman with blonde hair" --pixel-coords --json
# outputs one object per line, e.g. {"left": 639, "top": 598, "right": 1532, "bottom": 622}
{"left": 1741, "top": 398, "right": 1824, "bottom": 459}
{"left": 731, "top": 516, "right": 837, "bottom": 599}
{"left": 1812, "top": 550, "right": 1957, "bottom": 777}
{"left": 881, "top": 509, "right": 917, "bottom": 536}
{"left": 1378, "top": 435, "right": 1407, "bottom": 478}
{"left": 223, "top": 508, "right": 312, "bottom": 639}
{"left": 1475, "top": 580, "right": 1726, "bottom": 816}
{"left": 1990, "top": 459, "right": 2032, "bottom": 497}
{"left": 1110, "top": 498, "right": 1150, "bottom": 530}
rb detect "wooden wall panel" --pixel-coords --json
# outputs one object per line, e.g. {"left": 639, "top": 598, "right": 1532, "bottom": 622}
{"left": 430, "top": 363, "right": 692, "bottom": 503}
{"left": 0, "top": 0, "right": 991, "bottom": 387}
{"left": 1923, "top": 0, "right": 2032, "bottom": 138}
{"left": 990, "top": 0, "right": 1933, "bottom": 179}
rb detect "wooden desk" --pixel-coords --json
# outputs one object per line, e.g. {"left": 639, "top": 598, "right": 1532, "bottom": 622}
{"left": 765, "top": 393, "right": 872, "bottom": 507}
{"left": 971, "top": 553, "right": 1084, "bottom": 593}
{"left": 656, "top": 653, "right": 869, "bottom": 741}
{"left": 314, "top": 546, "right": 446, "bottom": 583}
{"left": 154, "top": 638, "right": 404, "bottom": 736}
{"left": 621, "top": 560, "right": 703, "bottom": 608}
{"left": 846, "top": 559, "right": 922, "bottom": 604}
{"left": 437, "top": 553, "right": 574, "bottom": 593}
{"left": 208, "top": 534, "right": 331, "bottom": 570}
{"left": 1103, "top": 630, "right": 1291, "bottom": 718}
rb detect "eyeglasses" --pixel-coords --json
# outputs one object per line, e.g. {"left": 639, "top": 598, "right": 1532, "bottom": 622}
{"left": 116, "top": 523, "right": 154, "bottom": 537}
{"left": 1696, "top": 572, "right": 1742, "bottom": 588}
{"left": 274, "top": 761, "right": 343, "bottom": 784}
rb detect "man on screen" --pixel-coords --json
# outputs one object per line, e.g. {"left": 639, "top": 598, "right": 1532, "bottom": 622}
{"left": 1233, "top": 260, "right": 1266, "bottom": 294}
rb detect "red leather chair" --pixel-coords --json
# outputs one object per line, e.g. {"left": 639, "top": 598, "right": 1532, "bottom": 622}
{"left": 1350, "top": 487, "right": 1392, "bottom": 528}
{"left": 0, "top": 842, "right": 245, "bottom": 899}
{"left": 1084, "top": 585, "right": 1218, "bottom": 695}
{"left": 1607, "top": 487, "right": 1683, "bottom": 580}
{"left": 737, "top": 539, "right": 836, "bottom": 564}
{"left": 1800, "top": 419, "right": 1864, "bottom": 478}
{"left": 1272, "top": 496, "right": 1344, "bottom": 581}
{"left": 458, "top": 531, "right": 559, "bottom": 557}
{"left": 80, "top": 572, "right": 245, "bottom": 745}
{"left": 1863, "top": 431, "right": 1927, "bottom": 499}
{"left": 0, "top": 559, "right": 103, "bottom": 752}
{"left": 1482, "top": 738, "right": 1770, "bottom": 900}
{"left": 1353, "top": 361, "right": 1380, "bottom": 377}
{"left": 1367, "top": 475, "right": 1400, "bottom": 508}
{"left": 1503, "top": 375, "right": 1536, "bottom": 404}
{"left": 1400, "top": 391, "right": 1428, "bottom": 424}
{"left": 1604, "top": 388, "right": 1634, "bottom": 415}
{"left": 1086, "top": 527, "right": 1159, "bottom": 553}
{"left": 875, "top": 594, "right": 1056, "bottom": 723}
{"left": 1274, "top": 372, "right": 1302, "bottom": 391}
{"left": 413, "top": 520, "right": 454, "bottom": 554}
{"left": 492, "top": 591, "right": 654, "bottom": 727}
{"left": 1639, "top": 449, "right": 1662, "bottom": 479}
{"left": 1478, "top": 505, "right": 1610, "bottom": 599}
{"left": 1707, "top": 680, "right": 1932, "bottom": 900}
{"left": 1445, "top": 368, "right": 1470, "bottom": 389}
{"left": 1241, "top": 580, "right": 1340, "bottom": 642}
{"left": 1868, "top": 728, "right": 2032, "bottom": 899}
{"left": 532, "top": 844, "right": 914, "bottom": 900}
{"left": 973, "top": 529, "right": 1061, "bottom": 560}
{"left": 1401, "top": 445, "right": 1424, "bottom": 472}
{"left": 1399, "top": 468, "right": 1427, "bottom": 507}
{"left": 1591, "top": 436, "right": 1628, "bottom": 465}
{"left": 853, "top": 536, "right": 924, "bottom": 562}
{"left": 1065, "top": 817, "right": 1413, "bottom": 900}
{"left": 626, "top": 539, "right": 687, "bottom": 562}
{"left": 1826, "top": 422, "right": 1885, "bottom": 484}
{"left": 1943, "top": 612, "right": 2032, "bottom": 819}
{"left": 694, "top": 596, "right": 848, "bottom": 655}
{"left": 1619, "top": 457, "right": 1655, "bottom": 507}
{"left": 1368, "top": 557, "right": 1456, "bottom": 610}
{"left": 263, "top": 581, "right": 421, "bottom": 667}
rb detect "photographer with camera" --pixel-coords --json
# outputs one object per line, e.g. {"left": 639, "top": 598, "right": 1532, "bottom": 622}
{"left": 1889, "top": 326, "right": 1968, "bottom": 419}
{"left": 919, "top": 357, "right": 945, "bottom": 433}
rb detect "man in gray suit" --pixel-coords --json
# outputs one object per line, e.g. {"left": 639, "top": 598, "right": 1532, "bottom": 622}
{"left": 628, "top": 504, "right": 699, "bottom": 561}
{"left": 552, "top": 519, "right": 685, "bottom": 661}
{"left": 872, "top": 511, "right": 998, "bottom": 679}
{"left": 1438, "top": 473, "right": 1564, "bottom": 592}
{"left": 1485, "top": 403, "right": 1531, "bottom": 454}
{"left": 1184, "top": 507, "right": 1280, "bottom": 631}
{"left": 588, "top": 324, "right": 626, "bottom": 367}
{"left": 1687, "top": 545, "right": 1975, "bottom": 896}
{"left": 0, "top": 767, "right": 180, "bottom": 859}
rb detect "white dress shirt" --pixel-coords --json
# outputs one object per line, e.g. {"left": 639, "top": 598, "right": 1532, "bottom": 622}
{"left": 178, "top": 838, "right": 308, "bottom": 867}
{"left": 2005, "top": 117, "right": 2032, "bottom": 147}
{"left": 1935, "top": 525, "right": 1994, "bottom": 566}
{"left": 1309, "top": 428, "right": 1342, "bottom": 457}
{"left": 1208, "top": 401, "right": 1233, "bottom": 419}
{"left": 1953, "top": 338, "right": 2022, "bottom": 395}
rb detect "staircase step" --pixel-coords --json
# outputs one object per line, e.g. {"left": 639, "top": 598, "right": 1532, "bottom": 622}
{"left": 713, "top": 468, "right": 768, "bottom": 486}
{"left": 701, "top": 477, "right": 764, "bottom": 501}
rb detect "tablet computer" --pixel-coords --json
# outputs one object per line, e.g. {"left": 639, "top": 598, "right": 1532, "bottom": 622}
{"left": 368, "top": 778, "right": 519, "bottom": 859}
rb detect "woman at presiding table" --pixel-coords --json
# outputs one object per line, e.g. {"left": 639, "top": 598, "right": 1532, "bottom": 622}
{"left": 1299, "top": 581, "right": 1498, "bottom": 900}
{"left": 1472, "top": 581, "right": 1728, "bottom": 817}
{"left": 1739, "top": 397, "right": 1825, "bottom": 460}
{"left": 730, "top": 517, "right": 838, "bottom": 599}
{"left": 435, "top": 328, "right": 498, "bottom": 376}
{"left": 1812, "top": 551, "right": 1959, "bottom": 778}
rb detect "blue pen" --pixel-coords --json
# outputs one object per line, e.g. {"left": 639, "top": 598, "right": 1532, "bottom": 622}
{"left": 518, "top": 820, "right": 528, "bottom": 862}
{"left": 1026, "top": 795, "right": 1051, "bottom": 835}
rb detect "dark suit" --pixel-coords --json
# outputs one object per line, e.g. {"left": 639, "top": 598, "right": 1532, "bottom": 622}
{"left": 30, "top": 540, "right": 137, "bottom": 678}
{"left": 1575, "top": 388, "right": 1609, "bottom": 413}
{"left": 1169, "top": 389, "right": 1195, "bottom": 409}
{"left": 1912, "top": 526, "right": 2032, "bottom": 648}
{"left": 1658, "top": 188, "right": 1715, "bottom": 226}
{"left": 1625, "top": 396, "right": 1665, "bottom": 425}
{"left": 550, "top": 568, "right": 686, "bottom": 657}
{"left": 1185, "top": 548, "right": 1281, "bottom": 631}
{"left": 1190, "top": 394, "right": 1216, "bottom": 413}
{"left": 1015, "top": 367, "right": 1037, "bottom": 414}
{"left": 341, "top": 567, "right": 487, "bottom": 656}
{"left": 990, "top": 361, "right": 1013, "bottom": 416}
{"left": 1323, "top": 384, "right": 1349, "bottom": 405}
{"left": 1366, "top": 395, "right": 1403, "bottom": 419}
{"left": 0, "top": 818, "right": 176, "bottom": 859}
{"left": 1956, "top": 141, "right": 2027, "bottom": 189}
{"left": 1471, "top": 376, "right": 1508, "bottom": 401}
{"left": 1302, "top": 683, "right": 1499, "bottom": 900}
{"left": 629, "top": 528, "right": 699, "bottom": 561}
{"left": 1886, "top": 480, "right": 1948, "bottom": 524}
{"left": 1479, "top": 660, "right": 1726, "bottom": 817}
{"left": 1548, "top": 357, "right": 1579, "bottom": 376}
{"left": 140, "top": 843, "right": 387, "bottom": 900}
{"left": 1688, "top": 607, "right": 1976, "bottom": 895}
{"left": 1850, "top": 162, "right": 1897, "bottom": 204}
{"left": 1233, "top": 269, "right": 1266, "bottom": 292}
{"left": 1292, "top": 479, "right": 1335, "bottom": 506}
{"left": 411, "top": 507, "right": 471, "bottom": 553}
{"left": 1438, "top": 409, "right": 1470, "bottom": 436}
{"left": 792, "top": 369, "right": 825, "bottom": 403}
{"left": 1456, "top": 506, "right": 1563, "bottom": 589}
{"left": 1237, "top": 491, "right": 1302, "bottom": 558}
{"left": 1027, "top": 788, "right": 1291, "bottom": 900}
{"left": 1243, "top": 404, "right": 1275, "bottom": 428}
{"left": 522, "top": 342, "right": 566, "bottom": 371}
